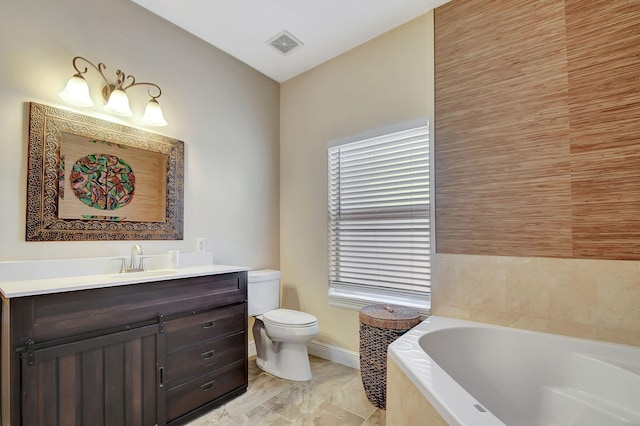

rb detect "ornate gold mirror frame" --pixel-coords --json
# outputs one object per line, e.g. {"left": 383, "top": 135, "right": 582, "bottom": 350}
{"left": 26, "top": 102, "right": 184, "bottom": 241}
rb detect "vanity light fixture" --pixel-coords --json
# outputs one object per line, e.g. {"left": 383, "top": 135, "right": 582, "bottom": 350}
{"left": 59, "top": 56, "right": 168, "bottom": 126}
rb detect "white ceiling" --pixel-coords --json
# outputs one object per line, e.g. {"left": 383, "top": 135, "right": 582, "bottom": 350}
{"left": 131, "top": 0, "right": 451, "bottom": 83}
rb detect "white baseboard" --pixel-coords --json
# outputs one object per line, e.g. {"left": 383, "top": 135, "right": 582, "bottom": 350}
{"left": 307, "top": 340, "right": 360, "bottom": 370}
{"left": 248, "top": 339, "right": 359, "bottom": 370}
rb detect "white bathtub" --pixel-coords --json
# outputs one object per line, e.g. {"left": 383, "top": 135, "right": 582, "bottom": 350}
{"left": 388, "top": 316, "right": 640, "bottom": 426}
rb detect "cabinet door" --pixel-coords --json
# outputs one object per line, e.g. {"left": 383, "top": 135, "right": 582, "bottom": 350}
{"left": 20, "top": 324, "right": 162, "bottom": 426}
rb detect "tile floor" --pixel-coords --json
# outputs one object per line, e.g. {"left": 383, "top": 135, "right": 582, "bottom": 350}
{"left": 187, "top": 355, "right": 385, "bottom": 425}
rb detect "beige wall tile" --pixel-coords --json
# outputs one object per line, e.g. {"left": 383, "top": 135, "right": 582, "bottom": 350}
{"left": 596, "top": 267, "right": 640, "bottom": 331}
{"left": 431, "top": 254, "right": 473, "bottom": 318}
{"left": 506, "top": 314, "right": 549, "bottom": 333}
{"left": 433, "top": 256, "right": 472, "bottom": 308}
{"left": 549, "top": 320, "right": 597, "bottom": 340}
{"left": 547, "top": 263, "right": 597, "bottom": 324}
{"left": 431, "top": 302, "right": 471, "bottom": 320}
{"left": 596, "top": 325, "right": 640, "bottom": 347}
{"left": 506, "top": 265, "right": 550, "bottom": 320}
{"left": 470, "top": 309, "right": 509, "bottom": 326}
{"left": 469, "top": 263, "right": 508, "bottom": 313}
{"left": 432, "top": 254, "right": 640, "bottom": 347}
{"left": 596, "top": 265, "right": 640, "bottom": 346}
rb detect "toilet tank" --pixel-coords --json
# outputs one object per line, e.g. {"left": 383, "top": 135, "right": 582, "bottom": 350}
{"left": 247, "top": 269, "right": 281, "bottom": 316}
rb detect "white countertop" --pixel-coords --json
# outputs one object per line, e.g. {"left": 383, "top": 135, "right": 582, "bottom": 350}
{"left": 0, "top": 257, "right": 249, "bottom": 299}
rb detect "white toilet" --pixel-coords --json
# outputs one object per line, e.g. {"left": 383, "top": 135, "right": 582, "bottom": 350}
{"left": 248, "top": 270, "right": 319, "bottom": 381}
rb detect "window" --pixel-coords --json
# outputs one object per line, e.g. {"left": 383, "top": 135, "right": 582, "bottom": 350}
{"left": 327, "top": 120, "right": 431, "bottom": 314}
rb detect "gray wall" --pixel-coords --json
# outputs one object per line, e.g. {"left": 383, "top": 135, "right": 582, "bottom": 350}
{"left": 0, "top": 0, "right": 280, "bottom": 268}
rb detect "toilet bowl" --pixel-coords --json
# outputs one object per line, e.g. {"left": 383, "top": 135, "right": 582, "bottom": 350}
{"left": 248, "top": 270, "right": 319, "bottom": 381}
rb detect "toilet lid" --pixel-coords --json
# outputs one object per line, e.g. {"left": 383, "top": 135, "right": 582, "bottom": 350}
{"left": 263, "top": 309, "right": 318, "bottom": 327}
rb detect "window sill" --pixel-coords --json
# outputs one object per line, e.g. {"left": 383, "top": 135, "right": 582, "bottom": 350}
{"left": 328, "top": 287, "right": 430, "bottom": 317}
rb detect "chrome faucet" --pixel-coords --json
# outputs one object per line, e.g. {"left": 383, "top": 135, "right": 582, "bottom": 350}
{"left": 120, "top": 244, "right": 146, "bottom": 273}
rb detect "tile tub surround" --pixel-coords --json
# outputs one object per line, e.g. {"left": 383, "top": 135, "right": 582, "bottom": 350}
{"left": 188, "top": 355, "right": 384, "bottom": 426}
{"left": 432, "top": 253, "right": 640, "bottom": 347}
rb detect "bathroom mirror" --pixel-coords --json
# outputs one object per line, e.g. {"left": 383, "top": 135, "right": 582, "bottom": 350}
{"left": 26, "top": 102, "right": 184, "bottom": 241}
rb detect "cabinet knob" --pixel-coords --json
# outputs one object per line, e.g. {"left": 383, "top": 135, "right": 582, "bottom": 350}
{"left": 202, "top": 321, "right": 215, "bottom": 329}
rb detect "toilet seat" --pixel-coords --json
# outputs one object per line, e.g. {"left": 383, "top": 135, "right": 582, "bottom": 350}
{"left": 262, "top": 309, "right": 318, "bottom": 328}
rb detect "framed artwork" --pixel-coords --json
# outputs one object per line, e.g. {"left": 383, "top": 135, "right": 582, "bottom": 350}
{"left": 26, "top": 102, "right": 184, "bottom": 241}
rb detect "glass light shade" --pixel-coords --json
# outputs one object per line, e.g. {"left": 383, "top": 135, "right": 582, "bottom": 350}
{"left": 141, "top": 99, "right": 168, "bottom": 126}
{"left": 59, "top": 75, "right": 93, "bottom": 107}
{"left": 104, "top": 88, "right": 133, "bottom": 117}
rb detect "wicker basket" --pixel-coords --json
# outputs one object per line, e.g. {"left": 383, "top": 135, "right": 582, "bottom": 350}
{"left": 359, "top": 304, "right": 420, "bottom": 409}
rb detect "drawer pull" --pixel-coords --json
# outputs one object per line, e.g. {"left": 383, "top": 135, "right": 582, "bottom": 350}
{"left": 201, "top": 350, "right": 215, "bottom": 360}
{"left": 202, "top": 321, "right": 215, "bottom": 329}
{"left": 201, "top": 380, "right": 215, "bottom": 391}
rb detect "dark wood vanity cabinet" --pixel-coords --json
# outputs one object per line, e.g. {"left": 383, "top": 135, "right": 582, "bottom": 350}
{"left": 3, "top": 271, "right": 248, "bottom": 426}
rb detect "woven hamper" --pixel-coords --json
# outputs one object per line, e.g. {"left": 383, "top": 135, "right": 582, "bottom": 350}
{"left": 359, "top": 304, "right": 420, "bottom": 409}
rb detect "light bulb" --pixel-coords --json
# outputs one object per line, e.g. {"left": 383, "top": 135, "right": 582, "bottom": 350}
{"left": 104, "top": 88, "right": 133, "bottom": 117}
{"left": 59, "top": 74, "right": 93, "bottom": 107}
{"left": 141, "top": 99, "right": 168, "bottom": 126}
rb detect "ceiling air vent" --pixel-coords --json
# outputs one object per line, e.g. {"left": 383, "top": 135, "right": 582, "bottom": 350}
{"left": 267, "top": 30, "right": 303, "bottom": 55}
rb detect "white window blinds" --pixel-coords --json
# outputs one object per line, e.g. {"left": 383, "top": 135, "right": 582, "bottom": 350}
{"left": 328, "top": 122, "right": 431, "bottom": 310}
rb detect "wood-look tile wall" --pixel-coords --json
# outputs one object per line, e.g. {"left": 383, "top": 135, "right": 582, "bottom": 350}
{"left": 434, "top": 0, "right": 640, "bottom": 260}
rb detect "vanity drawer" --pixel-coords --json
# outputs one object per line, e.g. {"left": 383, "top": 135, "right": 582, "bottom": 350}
{"left": 165, "top": 331, "right": 245, "bottom": 388}
{"left": 166, "top": 360, "right": 246, "bottom": 423}
{"left": 165, "top": 303, "right": 246, "bottom": 353}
